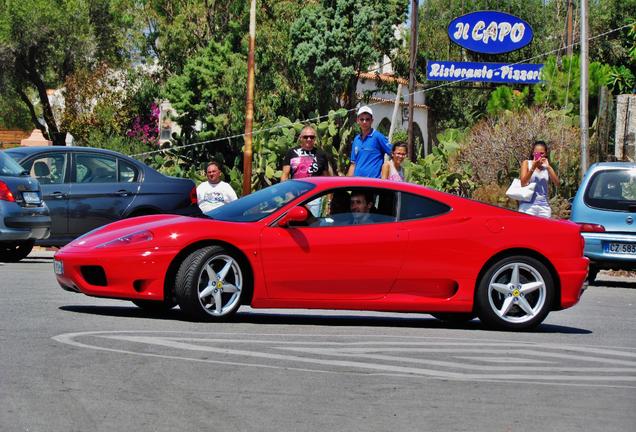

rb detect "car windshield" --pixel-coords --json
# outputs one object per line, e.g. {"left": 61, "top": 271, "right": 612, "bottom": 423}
{"left": 584, "top": 168, "right": 636, "bottom": 211}
{"left": 0, "top": 151, "right": 27, "bottom": 177}
{"left": 207, "top": 180, "right": 315, "bottom": 222}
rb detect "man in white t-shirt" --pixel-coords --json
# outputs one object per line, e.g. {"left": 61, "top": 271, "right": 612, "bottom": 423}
{"left": 196, "top": 161, "right": 238, "bottom": 214}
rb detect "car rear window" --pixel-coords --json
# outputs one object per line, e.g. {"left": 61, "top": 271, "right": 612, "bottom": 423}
{"left": 0, "top": 151, "right": 27, "bottom": 177}
{"left": 584, "top": 168, "right": 636, "bottom": 212}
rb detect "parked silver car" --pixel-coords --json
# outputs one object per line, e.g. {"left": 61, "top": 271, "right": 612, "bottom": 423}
{"left": 570, "top": 162, "right": 636, "bottom": 283}
{"left": 0, "top": 150, "right": 50, "bottom": 261}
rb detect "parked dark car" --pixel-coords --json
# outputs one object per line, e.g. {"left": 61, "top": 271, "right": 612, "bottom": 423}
{"left": 0, "top": 150, "right": 51, "bottom": 261}
{"left": 6, "top": 146, "right": 200, "bottom": 246}
{"left": 570, "top": 162, "right": 636, "bottom": 283}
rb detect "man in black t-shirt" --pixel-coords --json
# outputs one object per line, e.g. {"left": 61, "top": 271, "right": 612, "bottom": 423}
{"left": 281, "top": 125, "right": 329, "bottom": 180}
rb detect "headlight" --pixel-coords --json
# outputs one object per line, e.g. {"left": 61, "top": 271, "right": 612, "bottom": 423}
{"left": 96, "top": 230, "right": 154, "bottom": 248}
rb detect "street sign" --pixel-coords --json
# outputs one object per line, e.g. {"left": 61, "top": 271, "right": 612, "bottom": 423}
{"left": 448, "top": 11, "right": 534, "bottom": 54}
{"left": 427, "top": 61, "right": 543, "bottom": 84}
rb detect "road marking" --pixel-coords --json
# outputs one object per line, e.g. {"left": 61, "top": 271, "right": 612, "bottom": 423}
{"left": 53, "top": 331, "right": 636, "bottom": 388}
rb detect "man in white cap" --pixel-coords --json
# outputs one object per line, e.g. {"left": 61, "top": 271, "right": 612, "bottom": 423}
{"left": 346, "top": 105, "right": 392, "bottom": 178}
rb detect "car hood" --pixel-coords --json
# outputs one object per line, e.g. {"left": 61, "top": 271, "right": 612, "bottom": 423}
{"left": 61, "top": 214, "right": 243, "bottom": 250}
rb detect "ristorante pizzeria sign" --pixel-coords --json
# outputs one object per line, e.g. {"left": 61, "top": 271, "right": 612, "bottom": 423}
{"left": 426, "top": 11, "right": 543, "bottom": 84}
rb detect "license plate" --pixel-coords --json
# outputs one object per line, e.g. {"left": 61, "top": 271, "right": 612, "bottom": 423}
{"left": 604, "top": 242, "right": 636, "bottom": 255}
{"left": 54, "top": 260, "right": 64, "bottom": 275}
{"left": 22, "top": 191, "right": 40, "bottom": 204}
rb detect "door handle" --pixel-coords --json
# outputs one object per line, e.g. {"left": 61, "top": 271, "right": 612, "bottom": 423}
{"left": 50, "top": 192, "right": 67, "bottom": 199}
{"left": 117, "top": 190, "right": 132, "bottom": 197}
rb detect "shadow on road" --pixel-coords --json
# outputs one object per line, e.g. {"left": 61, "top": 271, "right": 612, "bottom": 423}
{"left": 59, "top": 305, "right": 592, "bottom": 334}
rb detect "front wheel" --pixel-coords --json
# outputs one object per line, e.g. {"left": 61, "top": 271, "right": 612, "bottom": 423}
{"left": 175, "top": 246, "right": 245, "bottom": 321}
{"left": 0, "top": 240, "right": 35, "bottom": 262}
{"left": 476, "top": 255, "right": 554, "bottom": 331}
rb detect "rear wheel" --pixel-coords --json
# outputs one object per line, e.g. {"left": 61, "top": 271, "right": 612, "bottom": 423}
{"left": 175, "top": 246, "right": 245, "bottom": 321}
{"left": 0, "top": 240, "right": 35, "bottom": 262}
{"left": 476, "top": 255, "right": 554, "bottom": 331}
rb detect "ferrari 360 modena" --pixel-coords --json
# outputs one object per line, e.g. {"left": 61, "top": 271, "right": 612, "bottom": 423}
{"left": 54, "top": 177, "right": 588, "bottom": 330}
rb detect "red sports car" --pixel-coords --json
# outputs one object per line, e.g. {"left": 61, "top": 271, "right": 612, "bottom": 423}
{"left": 54, "top": 177, "right": 588, "bottom": 330}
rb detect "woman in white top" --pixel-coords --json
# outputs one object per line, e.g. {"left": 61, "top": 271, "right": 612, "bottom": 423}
{"left": 518, "top": 141, "right": 559, "bottom": 218}
{"left": 381, "top": 143, "right": 407, "bottom": 182}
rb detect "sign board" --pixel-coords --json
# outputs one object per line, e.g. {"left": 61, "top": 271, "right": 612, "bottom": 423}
{"left": 448, "top": 11, "right": 533, "bottom": 54}
{"left": 427, "top": 61, "right": 543, "bottom": 84}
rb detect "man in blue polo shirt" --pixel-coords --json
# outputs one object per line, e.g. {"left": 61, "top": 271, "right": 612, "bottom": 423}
{"left": 347, "top": 105, "right": 392, "bottom": 178}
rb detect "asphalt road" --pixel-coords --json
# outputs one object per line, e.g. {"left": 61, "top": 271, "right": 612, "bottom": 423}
{"left": 1, "top": 251, "right": 635, "bottom": 432}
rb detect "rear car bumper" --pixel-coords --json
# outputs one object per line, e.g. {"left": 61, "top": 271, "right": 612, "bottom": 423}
{"left": 552, "top": 256, "right": 589, "bottom": 309}
{"left": 0, "top": 204, "right": 51, "bottom": 241}
{"left": 54, "top": 246, "right": 177, "bottom": 301}
{"left": 582, "top": 232, "right": 636, "bottom": 270}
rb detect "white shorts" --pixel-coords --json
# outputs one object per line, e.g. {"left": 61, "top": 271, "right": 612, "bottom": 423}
{"left": 518, "top": 202, "right": 551, "bottom": 218}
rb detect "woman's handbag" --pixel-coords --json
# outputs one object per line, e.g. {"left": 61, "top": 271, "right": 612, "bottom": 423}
{"left": 506, "top": 179, "right": 536, "bottom": 201}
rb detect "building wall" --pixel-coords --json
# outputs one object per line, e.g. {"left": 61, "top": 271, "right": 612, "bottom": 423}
{"left": 0, "top": 130, "right": 30, "bottom": 149}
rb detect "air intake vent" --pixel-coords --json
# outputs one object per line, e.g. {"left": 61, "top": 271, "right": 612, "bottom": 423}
{"left": 80, "top": 266, "right": 107, "bottom": 286}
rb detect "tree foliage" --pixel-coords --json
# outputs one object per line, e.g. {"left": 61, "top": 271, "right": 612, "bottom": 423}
{"left": 163, "top": 41, "right": 246, "bottom": 142}
{"left": 289, "top": 0, "right": 407, "bottom": 113}
{"left": 62, "top": 64, "right": 160, "bottom": 145}
{"left": 533, "top": 55, "right": 611, "bottom": 113}
{"left": 0, "top": 0, "right": 135, "bottom": 144}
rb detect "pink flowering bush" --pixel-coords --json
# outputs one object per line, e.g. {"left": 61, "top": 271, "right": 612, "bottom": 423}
{"left": 127, "top": 102, "right": 160, "bottom": 145}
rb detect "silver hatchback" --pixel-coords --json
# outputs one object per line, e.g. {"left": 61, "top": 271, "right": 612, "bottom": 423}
{"left": 0, "top": 150, "right": 51, "bottom": 261}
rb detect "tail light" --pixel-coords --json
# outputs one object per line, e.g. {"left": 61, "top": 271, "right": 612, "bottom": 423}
{"left": 0, "top": 180, "right": 15, "bottom": 202}
{"left": 578, "top": 223, "right": 605, "bottom": 233}
{"left": 190, "top": 186, "right": 197, "bottom": 205}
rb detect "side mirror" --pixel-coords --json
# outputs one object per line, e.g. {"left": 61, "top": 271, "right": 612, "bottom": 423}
{"left": 278, "top": 206, "right": 309, "bottom": 227}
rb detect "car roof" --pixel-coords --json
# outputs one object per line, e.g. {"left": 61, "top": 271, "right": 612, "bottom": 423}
{"left": 295, "top": 176, "right": 479, "bottom": 207}
{"left": 298, "top": 176, "right": 437, "bottom": 193}
{"left": 587, "top": 162, "right": 636, "bottom": 171}
{"left": 7, "top": 145, "right": 131, "bottom": 157}
{"left": 5, "top": 145, "right": 146, "bottom": 165}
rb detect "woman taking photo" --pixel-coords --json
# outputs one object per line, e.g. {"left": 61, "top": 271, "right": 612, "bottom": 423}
{"left": 381, "top": 142, "right": 407, "bottom": 182}
{"left": 518, "top": 140, "right": 559, "bottom": 218}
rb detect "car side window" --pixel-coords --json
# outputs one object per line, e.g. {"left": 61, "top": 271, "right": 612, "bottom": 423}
{"left": 27, "top": 154, "right": 68, "bottom": 185}
{"left": 74, "top": 154, "right": 117, "bottom": 183}
{"left": 399, "top": 192, "right": 451, "bottom": 221}
{"left": 118, "top": 159, "right": 138, "bottom": 183}
{"left": 294, "top": 188, "right": 398, "bottom": 227}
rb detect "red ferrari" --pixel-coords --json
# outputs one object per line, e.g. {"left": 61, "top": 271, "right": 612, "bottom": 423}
{"left": 54, "top": 177, "right": 588, "bottom": 330}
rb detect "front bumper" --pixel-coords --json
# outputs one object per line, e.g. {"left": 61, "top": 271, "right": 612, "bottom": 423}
{"left": 54, "top": 246, "right": 178, "bottom": 301}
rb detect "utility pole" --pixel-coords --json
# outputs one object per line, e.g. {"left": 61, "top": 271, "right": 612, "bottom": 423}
{"left": 408, "top": 0, "right": 418, "bottom": 161}
{"left": 242, "top": 0, "right": 256, "bottom": 196}
{"left": 580, "top": 0, "right": 589, "bottom": 178}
